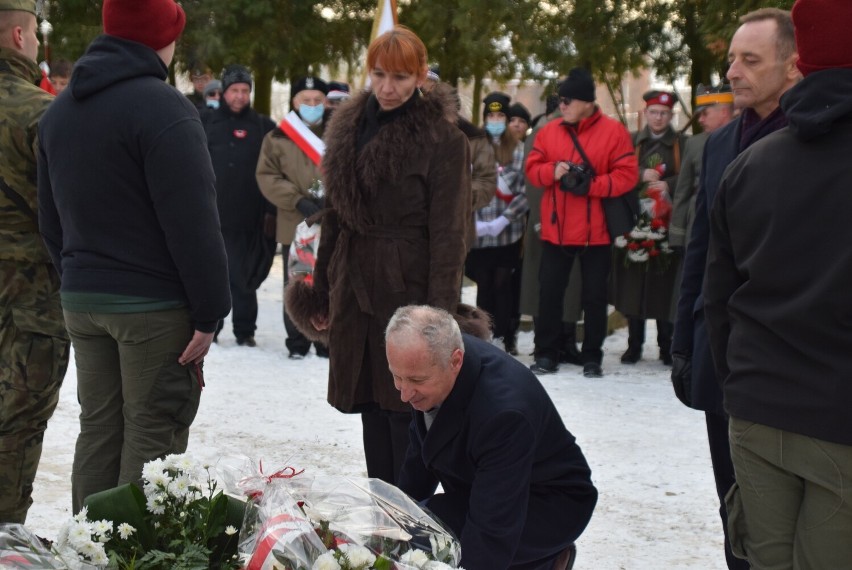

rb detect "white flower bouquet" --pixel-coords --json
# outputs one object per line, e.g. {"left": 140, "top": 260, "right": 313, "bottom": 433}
{"left": 232, "top": 466, "right": 463, "bottom": 570}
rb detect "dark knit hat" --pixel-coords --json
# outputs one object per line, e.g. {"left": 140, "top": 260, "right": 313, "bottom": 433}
{"left": 792, "top": 0, "right": 852, "bottom": 76}
{"left": 508, "top": 103, "right": 531, "bottom": 125}
{"left": 558, "top": 68, "right": 595, "bottom": 102}
{"left": 292, "top": 77, "right": 329, "bottom": 97}
{"left": 483, "top": 92, "right": 511, "bottom": 119}
{"left": 102, "top": 0, "right": 186, "bottom": 52}
{"left": 221, "top": 64, "right": 253, "bottom": 92}
{"left": 643, "top": 90, "right": 676, "bottom": 108}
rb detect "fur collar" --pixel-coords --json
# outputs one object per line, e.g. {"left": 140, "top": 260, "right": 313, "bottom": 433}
{"left": 322, "top": 85, "right": 459, "bottom": 231}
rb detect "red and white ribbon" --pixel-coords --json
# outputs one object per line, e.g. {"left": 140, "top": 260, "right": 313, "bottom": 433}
{"left": 278, "top": 111, "right": 325, "bottom": 167}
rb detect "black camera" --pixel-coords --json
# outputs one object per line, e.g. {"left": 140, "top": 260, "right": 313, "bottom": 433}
{"left": 559, "top": 162, "right": 594, "bottom": 195}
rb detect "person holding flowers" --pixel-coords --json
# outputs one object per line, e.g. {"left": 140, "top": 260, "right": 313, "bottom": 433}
{"left": 611, "top": 90, "right": 688, "bottom": 366}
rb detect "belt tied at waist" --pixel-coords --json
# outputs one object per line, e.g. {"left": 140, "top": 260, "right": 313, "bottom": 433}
{"left": 339, "top": 224, "right": 428, "bottom": 315}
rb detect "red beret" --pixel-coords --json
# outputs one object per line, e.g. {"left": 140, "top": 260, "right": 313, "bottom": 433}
{"left": 103, "top": 0, "right": 186, "bottom": 52}
{"left": 793, "top": 0, "right": 852, "bottom": 76}
{"left": 643, "top": 90, "right": 676, "bottom": 109}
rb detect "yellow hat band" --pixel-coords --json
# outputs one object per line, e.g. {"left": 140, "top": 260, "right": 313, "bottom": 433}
{"left": 695, "top": 92, "right": 734, "bottom": 107}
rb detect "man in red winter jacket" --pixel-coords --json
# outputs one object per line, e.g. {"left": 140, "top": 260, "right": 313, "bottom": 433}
{"left": 525, "top": 67, "right": 638, "bottom": 377}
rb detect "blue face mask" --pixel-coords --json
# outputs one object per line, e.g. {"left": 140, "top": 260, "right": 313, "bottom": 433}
{"left": 485, "top": 120, "right": 506, "bottom": 137}
{"left": 299, "top": 104, "right": 325, "bottom": 124}
{"left": 206, "top": 99, "right": 219, "bottom": 110}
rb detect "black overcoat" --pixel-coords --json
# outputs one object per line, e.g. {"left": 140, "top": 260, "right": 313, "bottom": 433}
{"left": 398, "top": 335, "right": 597, "bottom": 570}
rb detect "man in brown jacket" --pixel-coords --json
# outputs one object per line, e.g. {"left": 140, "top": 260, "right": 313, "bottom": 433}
{"left": 256, "top": 76, "right": 330, "bottom": 358}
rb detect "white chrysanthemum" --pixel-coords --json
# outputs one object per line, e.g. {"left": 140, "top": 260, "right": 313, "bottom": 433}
{"left": 142, "top": 458, "right": 165, "bottom": 479}
{"left": 91, "top": 548, "right": 110, "bottom": 566}
{"left": 117, "top": 522, "right": 136, "bottom": 540}
{"left": 312, "top": 551, "right": 342, "bottom": 570}
{"left": 73, "top": 506, "right": 89, "bottom": 523}
{"left": 399, "top": 548, "right": 431, "bottom": 568}
{"left": 92, "top": 519, "right": 112, "bottom": 538}
{"left": 68, "top": 521, "right": 94, "bottom": 548}
{"left": 627, "top": 250, "right": 650, "bottom": 262}
{"left": 646, "top": 231, "right": 664, "bottom": 240}
{"left": 613, "top": 236, "right": 628, "bottom": 248}
{"left": 424, "top": 562, "right": 457, "bottom": 570}
{"left": 430, "top": 534, "right": 455, "bottom": 558}
{"left": 168, "top": 475, "right": 192, "bottom": 499}
{"left": 146, "top": 493, "right": 167, "bottom": 515}
{"left": 55, "top": 520, "right": 72, "bottom": 547}
{"left": 225, "top": 525, "right": 238, "bottom": 536}
{"left": 629, "top": 229, "right": 648, "bottom": 240}
{"left": 337, "top": 543, "right": 376, "bottom": 568}
{"left": 145, "top": 470, "right": 171, "bottom": 492}
{"left": 77, "top": 539, "right": 101, "bottom": 558}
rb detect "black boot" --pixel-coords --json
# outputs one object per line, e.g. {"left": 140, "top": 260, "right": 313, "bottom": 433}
{"left": 620, "top": 346, "right": 642, "bottom": 364}
{"left": 504, "top": 335, "right": 518, "bottom": 356}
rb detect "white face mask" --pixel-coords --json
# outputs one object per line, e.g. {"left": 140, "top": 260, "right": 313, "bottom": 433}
{"left": 206, "top": 99, "right": 220, "bottom": 110}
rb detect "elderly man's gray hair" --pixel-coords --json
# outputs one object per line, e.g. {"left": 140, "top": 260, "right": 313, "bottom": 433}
{"left": 385, "top": 305, "right": 463, "bottom": 366}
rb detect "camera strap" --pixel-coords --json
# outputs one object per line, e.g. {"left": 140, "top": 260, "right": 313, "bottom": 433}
{"left": 565, "top": 127, "right": 596, "bottom": 177}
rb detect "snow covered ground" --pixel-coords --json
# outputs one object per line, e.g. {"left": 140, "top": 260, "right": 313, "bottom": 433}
{"left": 28, "top": 256, "right": 728, "bottom": 569}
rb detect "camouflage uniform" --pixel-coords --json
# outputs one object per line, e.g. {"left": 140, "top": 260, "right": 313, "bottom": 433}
{"left": 0, "top": 16, "right": 70, "bottom": 523}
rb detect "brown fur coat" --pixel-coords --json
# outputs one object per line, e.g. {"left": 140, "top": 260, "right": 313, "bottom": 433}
{"left": 284, "top": 87, "right": 476, "bottom": 413}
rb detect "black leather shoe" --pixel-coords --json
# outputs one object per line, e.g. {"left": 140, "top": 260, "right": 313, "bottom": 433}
{"left": 530, "top": 357, "right": 558, "bottom": 375}
{"left": 236, "top": 336, "right": 257, "bottom": 347}
{"left": 620, "top": 346, "right": 642, "bottom": 364}
{"left": 583, "top": 362, "right": 603, "bottom": 378}
{"left": 559, "top": 344, "right": 583, "bottom": 366}
{"left": 504, "top": 335, "right": 519, "bottom": 356}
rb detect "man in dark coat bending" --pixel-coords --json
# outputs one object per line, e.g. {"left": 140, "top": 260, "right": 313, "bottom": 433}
{"left": 387, "top": 305, "right": 597, "bottom": 570}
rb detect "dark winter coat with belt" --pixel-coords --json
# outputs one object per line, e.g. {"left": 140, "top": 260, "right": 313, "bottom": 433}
{"left": 610, "top": 125, "right": 688, "bottom": 321}
{"left": 287, "top": 88, "right": 472, "bottom": 414}
{"left": 203, "top": 101, "right": 275, "bottom": 232}
{"left": 37, "top": 35, "right": 230, "bottom": 333}
{"left": 398, "top": 334, "right": 597, "bottom": 570}
{"left": 705, "top": 69, "right": 852, "bottom": 446}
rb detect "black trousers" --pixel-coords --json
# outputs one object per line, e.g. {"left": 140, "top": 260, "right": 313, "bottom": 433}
{"left": 627, "top": 318, "right": 674, "bottom": 351}
{"left": 464, "top": 241, "right": 522, "bottom": 339}
{"left": 535, "top": 243, "right": 611, "bottom": 364}
{"left": 706, "top": 411, "right": 750, "bottom": 570}
{"left": 220, "top": 229, "right": 258, "bottom": 339}
{"left": 361, "top": 409, "right": 411, "bottom": 485}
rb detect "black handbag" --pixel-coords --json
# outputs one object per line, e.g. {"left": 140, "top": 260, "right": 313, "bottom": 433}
{"left": 565, "top": 128, "right": 640, "bottom": 239}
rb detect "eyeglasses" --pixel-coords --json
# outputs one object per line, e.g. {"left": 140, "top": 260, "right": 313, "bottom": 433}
{"left": 559, "top": 97, "right": 573, "bottom": 106}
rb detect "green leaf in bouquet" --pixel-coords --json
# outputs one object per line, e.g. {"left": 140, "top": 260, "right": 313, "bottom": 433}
{"left": 207, "top": 494, "right": 246, "bottom": 568}
{"left": 83, "top": 483, "right": 154, "bottom": 548}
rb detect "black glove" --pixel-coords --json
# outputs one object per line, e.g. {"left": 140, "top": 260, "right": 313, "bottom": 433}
{"left": 296, "top": 197, "right": 321, "bottom": 218}
{"left": 670, "top": 353, "right": 693, "bottom": 408}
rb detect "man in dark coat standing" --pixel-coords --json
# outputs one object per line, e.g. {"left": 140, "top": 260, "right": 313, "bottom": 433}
{"left": 705, "top": 0, "right": 852, "bottom": 566}
{"left": 389, "top": 305, "right": 597, "bottom": 570}
{"left": 204, "top": 64, "right": 275, "bottom": 346}
{"left": 671, "top": 7, "right": 799, "bottom": 570}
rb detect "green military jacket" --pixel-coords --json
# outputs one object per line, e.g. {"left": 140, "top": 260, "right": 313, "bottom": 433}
{"left": 0, "top": 47, "right": 54, "bottom": 263}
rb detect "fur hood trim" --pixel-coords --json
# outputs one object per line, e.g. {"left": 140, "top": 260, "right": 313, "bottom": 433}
{"left": 321, "top": 85, "right": 460, "bottom": 232}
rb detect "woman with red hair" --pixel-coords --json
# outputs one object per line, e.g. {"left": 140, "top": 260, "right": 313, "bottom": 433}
{"left": 286, "top": 26, "right": 473, "bottom": 484}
